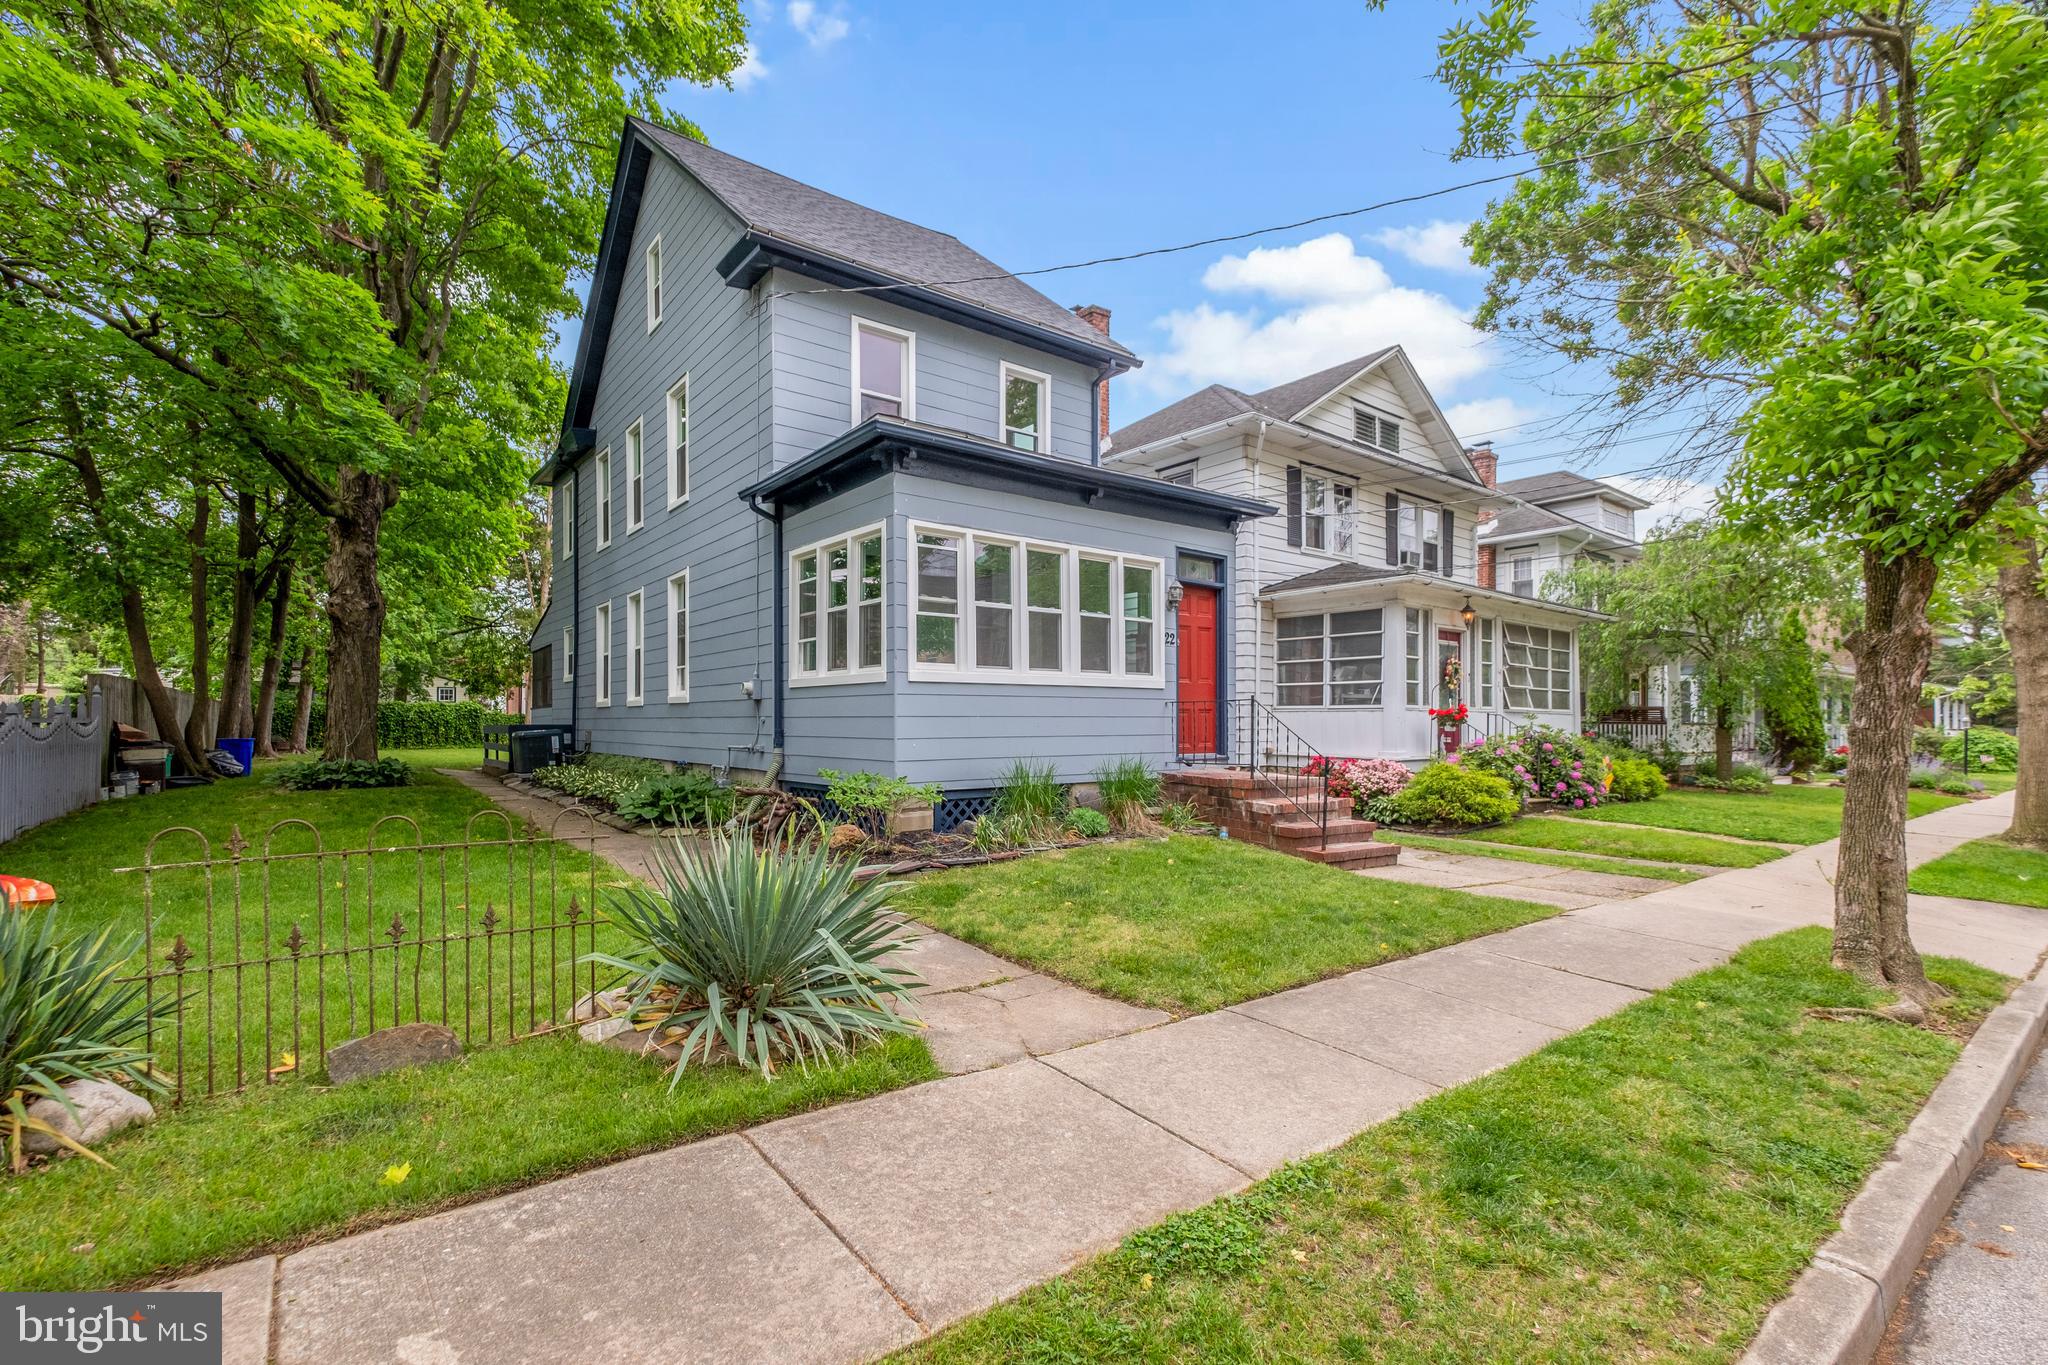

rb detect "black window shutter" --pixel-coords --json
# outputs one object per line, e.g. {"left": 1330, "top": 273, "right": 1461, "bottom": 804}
{"left": 1286, "top": 467, "right": 1303, "bottom": 547}
{"left": 1440, "top": 508, "right": 1455, "bottom": 577}
{"left": 1384, "top": 493, "right": 1399, "bottom": 565}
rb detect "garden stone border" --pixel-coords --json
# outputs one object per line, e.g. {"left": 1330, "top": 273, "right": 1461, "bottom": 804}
{"left": 498, "top": 772, "right": 644, "bottom": 832}
{"left": 1740, "top": 972, "right": 2048, "bottom": 1365}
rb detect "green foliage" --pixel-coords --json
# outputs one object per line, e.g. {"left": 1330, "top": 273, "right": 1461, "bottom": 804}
{"left": 1943, "top": 728, "right": 2019, "bottom": 773}
{"left": 1693, "top": 762, "right": 1773, "bottom": 795}
{"left": 1607, "top": 757, "right": 1669, "bottom": 803}
{"left": 585, "top": 832, "right": 921, "bottom": 1079}
{"left": 1459, "top": 724, "right": 1610, "bottom": 807}
{"left": 1157, "top": 801, "right": 1204, "bottom": 833}
{"left": 1761, "top": 614, "right": 1828, "bottom": 771}
{"left": 1125, "top": 1158, "right": 1333, "bottom": 1277}
{"left": 1938, "top": 777, "right": 1976, "bottom": 797}
{"left": 1390, "top": 763, "right": 1521, "bottom": 829}
{"left": 274, "top": 757, "right": 413, "bottom": 791}
{"left": 1092, "top": 758, "right": 1159, "bottom": 831}
{"left": 1912, "top": 726, "right": 1951, "bottom": 760}
{"left": 613, "top": 770, "right": 736, "bottom": 828}
{"left": 1, "top": 909, "right": 164, "bottom": 1169}
{"left": 374, "top": 701, "right": 515, "bottom": 749}
{"left": 1907, "top": 759, "right": 1950, "bottom": 790}
{"left": 819, "top": 769, "right": 944, "bottom": 840}
{"left": 1063, "top": 806, "right": 1111, "bottom": 839}
{"left": 533, "top": 754, "right": 666, "bottom": 808}
{"left": 992, "top": 760, "right": 1068, "bottom": 842}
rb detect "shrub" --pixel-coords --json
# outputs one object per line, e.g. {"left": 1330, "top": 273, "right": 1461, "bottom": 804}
{"left": 1358, "top": 794, "right": 1402, "bottom": 825}
{"left": 1906, "top": 758, "right": 1949, "bottom": 790}
{"left": 2, "top": 909, "right": 165, "bottom": 1169}
{"left": 1306, "top": 756, "right": 1413, "bottom": 813}
{"left": 1942, "top": 727, "right": 2018, "bottom": 773}
{"left": 992, "top": 760, "right": 1068, "bottom": 842}
{"left": 270, "top": 698, "right": 517, "bottom": 750}
{"left": 820, "top": 769, "right": 944, "bottom": 840}
{"left": 1761, "top": 614, "right": 1828, "bottom": 770}
{"left": 1937, "top": 776, "right": 1975, "bottom": 796}
{"left": 586, "top": 832, "right": 920, "bottom": 1079}
{"left": 1157, "top": 800, "right": 1203, "bottom": 832}
{"left": 1820, "top": 746, "right": 1849, "bottom": 773}
{"left": 1607, "top": 756, "right": 1668, "bottom": 802}
{"left": 1063, "top": 806, "right": 1111, "bottom": 839}
{"left": 1459, "top": 724, "right": 1611, "bottom": 808}
{"left": 1911, "top": 726, "right": 1950, "bottom": 760}
{"left": 1093, "top": 758, "right": 1160, "bottom": 831}
{"left": 615, "top": 769, "right": 737, "bottom": 827}
{"left": 534, "top": 753, "right": 665, "bottom": 808}
{"left": 1388, "top": 762, "right": 1520, "bottom": 828}
{"left": 1693, "top": 760, "right": 1772, "bottom": 794}
{"left": 275, "top": 757, "right": 412, "bottom": 790}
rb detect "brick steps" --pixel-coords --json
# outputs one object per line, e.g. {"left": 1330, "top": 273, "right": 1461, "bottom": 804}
{"left": 1161, "top": 767, "right": 1400, "bottom": 873}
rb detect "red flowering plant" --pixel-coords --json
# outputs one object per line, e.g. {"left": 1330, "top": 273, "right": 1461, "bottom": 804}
{"left": 1427, "top": 703, "right": 1470, "bottom": 724}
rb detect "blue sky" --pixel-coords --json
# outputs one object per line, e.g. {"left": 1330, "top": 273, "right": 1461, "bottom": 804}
{"left": 613, "top": 0, "right": 1716, "bottom": 522}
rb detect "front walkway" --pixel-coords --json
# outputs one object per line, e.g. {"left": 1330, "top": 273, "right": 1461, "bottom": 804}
{"left": 177, "top": 793, "right": 2047, "bottom": 1364}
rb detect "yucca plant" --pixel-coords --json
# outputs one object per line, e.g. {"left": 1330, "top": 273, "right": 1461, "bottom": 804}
{"left": 2, "top": 909, "right": 164, "bottom": 1171}
{"left": 584, "top": 831, "right": 922, "bottom": 1080}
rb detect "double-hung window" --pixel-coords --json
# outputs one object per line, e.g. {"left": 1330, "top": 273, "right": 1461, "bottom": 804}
{"left": 1508, "top": 548, "right": 1537, "bottom": 598}
{"left": 1504, "top": 623, "right": 1573, "bottom": 711}
{"left": 594, "top": 603, "right": 612, "bottom": 706}
{"left": 562, "top": 625, "right": 575, "bottom": 682}
{"left": 1276, "top": 610, "right": 1383, "bottom": 706}
{"left": 666, "top": 571, "right": 689, "bottom": 702}
{"left": 910, "top": 525, "right": 1161, "bottom": 685}
{"left": 625, "top": 421, "right": 645, "bottom": 533}
{"left": 792, "top": 525, "right": 886, "bottom": 684}
{"left": 558, "top": 479, "right": 576, "bottom": 560}
{"left": 999, "top": 362, "right": 1050, "bottom": 452}
{"left": 853, "top": 319, "right": 913, "bottom": 421}
{"left": 666, "top": 375, "right": 690, "bottom": 507}
{"left": 531, "top": 649, "right": 553, "bottom": 710}
{"left": 645, "top": 235, "right": 663, "bottom": 330}
{"left": 625, "top": 590, "right": 645, "bottom": 705}
{"left": 1302, "top": 472, "right": 1355, "bottom": 555}
{"left": 1392, "top": 494, "right": 1445, "bottom": 571}
{"left": 595, "top": 449, "right": 613, "bottom": 548}
{"left": 1478, "top": 617, "right": 1497, "bottom": 707}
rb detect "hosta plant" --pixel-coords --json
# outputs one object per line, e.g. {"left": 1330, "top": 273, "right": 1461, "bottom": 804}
{"left": 585, "top": 831, "right": 921, "bottom": 1080}
{"left": 2, "top": 909, "right": 164, "bottom": 1170}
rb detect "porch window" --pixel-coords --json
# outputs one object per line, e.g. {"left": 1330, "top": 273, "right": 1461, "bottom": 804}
{"left": 1478, "top": 617, "right": 1496, "bottom": 707}
{"left": 1302, "top": 472, "right": 1355, "bottom": 554}
{"left": 1000, "top": 363, "right": 1049, "bottom": 452}
{"left": 792, "top": 524, "right": 887, "bottom": 683}
{"left": 916, "top": 531, "right": 961, "bottom": 664}
{"left": 625, "top": 590, "right": 645, "bottom": 705}
{"left": 1404, "top": 607, "right": 1427, "bottom": 705}
{"left": 854, "top": 319, "right": 913, "bottom": 420}
{"left": 1027, "top": 548, "right": 1062, "bottom": 671}
{"left": 1277, "top": 611, "right": 1383, "bottom": 707}
{"left": 1504, "top": 623, "right": 1572, "bottom": 711}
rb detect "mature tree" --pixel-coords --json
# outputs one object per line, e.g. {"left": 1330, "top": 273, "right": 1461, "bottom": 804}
{"left": 1434, "top": 2, "right": 2048, "bottom": 1001}
{"left": 1557, "top": 521, "right": 1838, "bottom": 777}
{"left": 1928, "top": 564, "right": 2016, "bottom": 725}
{"left": 0, "top": 0, "right": 746, "bottom": 759}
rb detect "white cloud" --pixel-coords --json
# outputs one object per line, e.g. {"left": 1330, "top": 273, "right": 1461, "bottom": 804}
{"left": 1611, "top": 473, "right": 1721, "bottom": 532}
{"left": 1366, "top": 220, "right": 1482, "bottom": 275}
{"left": 1139, "top": 232, "right": 1492, "bottom": 397}
{"left": 787, "top": 1, "right": 850, "bottom": 47}
{"left": 730, "top": 43, "right": 770, "bottom": 90}
{"left": 1442, "top": 396, "right": 1543, "bottom": 445}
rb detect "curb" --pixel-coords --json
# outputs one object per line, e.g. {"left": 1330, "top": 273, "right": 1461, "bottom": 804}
{"left": 1741, "top": 972, "right": 2048, "bottom": 1365}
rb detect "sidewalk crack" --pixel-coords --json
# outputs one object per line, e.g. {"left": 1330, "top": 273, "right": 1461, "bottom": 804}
{"left": 741, "top": 1131, "right": 929, "bottom": 1335}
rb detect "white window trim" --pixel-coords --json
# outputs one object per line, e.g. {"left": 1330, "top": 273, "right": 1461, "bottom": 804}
{"left": 1299, "top": 469, "right": 1356, "bottom": 560}
{"left": 665, "top": 374, "right": 690, "bottom": 509}
{"left": 562, "top": 625, "right": 575, "bottom": 683}
{"left": 996, "top": 361, "right": 1053, "bottom": 455}
{"left": 558, "top": 479, "right": 576, "bottom": 561}
{"left": 667, "top": 570, "right": 690, "bottom": 703}
{"left": 850, "top": 316, "right": 916, "bottom": 423}
{"left": 594, "top": 448, "right": 613, "bottom": 549}
{"left": 625, "top": 421, "right": 645, "bottom": 535}
{"left": 906, "top": 521, "right": 1164, "bottom": 689}
{"left": 1273, "top": 609, "right": 1387, "bottom": 710}
{"left": 789, "top": 523, "right": 888, "bottom": 688}
{"left": 645, "top": 234, "right": 663, "bottom": 332}
{"left": 625, "top": 589, "right": 645, "bottom": 706}
{"left": 594, "top": 602, "right": 612, "bottom": 707}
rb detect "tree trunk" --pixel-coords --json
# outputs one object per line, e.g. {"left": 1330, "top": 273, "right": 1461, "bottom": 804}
{"left": 253, "top": 564, "right": 293, "bottom": 759}
{"left": 215, "top": 490, "right": 260, "bottom": 741}
{"left": 1713, "top": 705, "right": 1734, "bottom": 779}
{"left": 289, "top": 645, "right": 315, "bottom": 753}
{"left": 2000, "top": 511, "right": 2048, "bottom": 847}
{"left": 182, "top": 488, "right": 214, "bottom": 759}
{"left": 1834, "top": 548, "right": 1940, "bottom": 1002}
{"left": 322, "top": 468, "right": 394, "bottom": 761}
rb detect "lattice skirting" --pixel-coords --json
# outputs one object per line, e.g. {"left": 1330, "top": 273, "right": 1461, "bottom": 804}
{"left": 783, "top": 783, "right": 994, "bottom": 834}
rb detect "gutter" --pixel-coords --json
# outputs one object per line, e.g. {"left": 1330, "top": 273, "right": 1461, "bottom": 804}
{"left": 1259, "top": 572, "right": 1614, "bottom": 622}
{"left": 745, "top": 492, "right": 786, "bottom": 750}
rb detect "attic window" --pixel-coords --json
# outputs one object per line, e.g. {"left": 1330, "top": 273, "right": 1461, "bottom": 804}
{"left": 1352, "top": 403, "right": 1400, "bottom": 453}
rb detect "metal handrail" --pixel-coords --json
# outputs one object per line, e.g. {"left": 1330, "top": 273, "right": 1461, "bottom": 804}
{"left": 1242, "top": 698, "right": 1331, "bottom": 851}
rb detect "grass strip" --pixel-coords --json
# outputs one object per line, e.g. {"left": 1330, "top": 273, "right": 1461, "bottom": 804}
{"left": 1909, "top": 835, "right": 2048, "bottom": 910}
{"left": 1558, "top": 785, "right": 1961, "bottom": 845}
{"left": 1390, "top": 832, "right": 1702, "bottom": 883}
{"left": 1454, "top": 816, "right": 1786, "bottom": 868}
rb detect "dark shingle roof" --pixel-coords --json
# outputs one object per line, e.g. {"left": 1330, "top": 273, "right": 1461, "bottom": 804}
{"left": 1498, "top": 469, "right": 1652, "bottom": 510}
{"left": 1478, "top": 505, "right": 1581, "bottom": 539}
{"left": 1245, "top": 349, "right": 1397, "bottom": 421}
{"left": 632, "top": 119, "right": 1134, "bottom": 362}
{"left": 1258, "top": 563, "right": 1407, "bottom": 597}
{"left": 1109, "top": 350, "right": 1403, "bottom": 453}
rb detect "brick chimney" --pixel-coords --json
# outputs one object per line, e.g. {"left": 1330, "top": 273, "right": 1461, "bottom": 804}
{"left": 1072, "top": 304, "right": 1113, "bottom": 444}
{"left": 1469, "top": 440, "right": 1499, "bottom": 589}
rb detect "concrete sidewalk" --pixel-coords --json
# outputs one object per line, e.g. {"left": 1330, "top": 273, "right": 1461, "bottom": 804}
{"left": 182, "top": 793, "right": 2045, "bottom": 1365}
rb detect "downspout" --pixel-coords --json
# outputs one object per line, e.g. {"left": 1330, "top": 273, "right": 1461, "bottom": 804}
{"left": 747, "top": 493, "right": 786, "bottom": 751}
{"left": 569, "top": 463, "right": 581, "bottom": 751}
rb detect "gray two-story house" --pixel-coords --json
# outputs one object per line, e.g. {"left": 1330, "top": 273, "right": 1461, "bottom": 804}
{"left": 525, "top": 119, "right": 1271, "bottom": 822}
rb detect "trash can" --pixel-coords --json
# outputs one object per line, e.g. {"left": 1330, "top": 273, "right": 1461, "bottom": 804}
{"left": 218, "top": 737, "right": 256, "bottom": 776}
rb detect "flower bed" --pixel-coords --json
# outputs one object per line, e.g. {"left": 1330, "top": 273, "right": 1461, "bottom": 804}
{"left": 1458, "top": 725, "right": 1612, "bottom": 809}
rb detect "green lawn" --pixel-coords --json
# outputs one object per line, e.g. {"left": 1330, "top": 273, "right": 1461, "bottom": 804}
{"left": 1449, "top": 816, "right": 1786, "bottom": 869}
{"left": 0, "top": 748, "right": 939, "bottom": 1289}
{"left": 1390, "top": 833, "right": 1703, "bottom": 883}
{"left": 1909, "top": 836, "right": 2048, "bottom": 909}
{"left": 1558, "top": 783, "right": 1962, "bottom": 845}
{"left": 891, "top": 836, "right": 1562, "bottom": 1014}
{"left": 903, "top": 930, "right": 2006, "bottom": 1365}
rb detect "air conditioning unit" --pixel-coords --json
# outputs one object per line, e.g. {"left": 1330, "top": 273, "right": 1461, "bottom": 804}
{"left": 1398, "top": 551, "right": 1421, "bottom": 569}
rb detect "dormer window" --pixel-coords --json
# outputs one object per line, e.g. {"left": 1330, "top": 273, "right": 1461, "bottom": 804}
{"left": 853, "top": 318, "right": 914, "bottom": 421}
{"left": 1352, "top": 403, "right": 1401, "bottom": 453}
{"left": 999, "top": 362, "right": 1050, "bottom": 453}
{"left": 645, "top": 235, "right": 663, "bottom": 331}
{"left": 1601, "top": 503, "right": 1632, "bottom": 536}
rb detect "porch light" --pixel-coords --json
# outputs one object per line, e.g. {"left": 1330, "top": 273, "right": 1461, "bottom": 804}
{"left": 1459, "top": 599, "right": 1476, "bottom": 628}
{"left": 1166, "top": 580, "right": 1184, "bottom": 607}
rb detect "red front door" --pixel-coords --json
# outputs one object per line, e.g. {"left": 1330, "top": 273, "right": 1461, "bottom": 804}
{"left": 1177, "top": 584, "right": 1220, "bottom": 755}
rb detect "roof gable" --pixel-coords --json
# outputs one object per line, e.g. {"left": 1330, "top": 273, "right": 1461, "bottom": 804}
{"left": 1498, "top": 469, "right": 1654, "bottom": 510}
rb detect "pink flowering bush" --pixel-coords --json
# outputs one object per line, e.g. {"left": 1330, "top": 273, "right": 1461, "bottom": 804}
{"left": 1303, "top": 756, "right": 1413, "bottom": 817}
{"left": 1458, "top": 724, "right": 1612, "bottom": 808}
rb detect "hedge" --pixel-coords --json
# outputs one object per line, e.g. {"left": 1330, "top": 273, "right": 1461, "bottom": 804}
{"left": 268, "top": 698, "right": 515, "bottom": 749}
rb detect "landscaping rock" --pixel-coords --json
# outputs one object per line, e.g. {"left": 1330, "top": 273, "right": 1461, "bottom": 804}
{"left": 324, "top": 1022, "right": 461, "bottom": 1084}
{"left": 568, "top": 988, "right": 630, "bottom": 1024}
{"left": 829, "top": 823, "right": 868, "bottom": 853}
{"left": 23, "top": 1078, "right": 154, "bottom": 1158}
